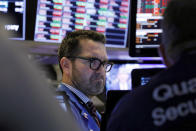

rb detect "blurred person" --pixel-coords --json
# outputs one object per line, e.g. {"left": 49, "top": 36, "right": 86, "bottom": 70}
{"left": 109, "top": 65, "right": 132, "bottom": 90}
{"left": 0, "top": 23, "right": 80, "bottom": 131}
{"left": 106, "top": 0, "right": 196, "bottom": 130}
{"left": 57, "top": 30, "right": 113, "bottom": 131}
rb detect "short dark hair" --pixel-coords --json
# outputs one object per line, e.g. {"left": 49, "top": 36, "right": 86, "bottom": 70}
{"left": 162, "top": 0, "right": 196, "bottom": 59}
{"left": 58, "top": 30, "right": 106, "bottom": 73}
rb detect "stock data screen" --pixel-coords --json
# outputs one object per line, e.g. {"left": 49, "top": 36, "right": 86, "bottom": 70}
{"left": 34, "top": 0, "right": 130, "bottom": 48}
{"left": 0, "top": 0, "right": 26, "bottom": 40}
{"left": 136, "top": 0, "right": 170, "bottom": 49}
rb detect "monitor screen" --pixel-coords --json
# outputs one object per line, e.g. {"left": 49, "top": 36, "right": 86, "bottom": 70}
{"left": 34, "top": 0, "right": 131, "bottom": 48}
{"left": 131, "top": 68, "right": 164, "bottom": 88}
{"left": 101, "top": 90, "right": 130, "bottom": 130}
{"left": 0, "top": 0, "right": 26, "bottom": 40}
{"left": 106, "top": 63, "right": 165, "bottom": 91}
{"left": 129, "top": 0, "right": 170, "bottom": 57}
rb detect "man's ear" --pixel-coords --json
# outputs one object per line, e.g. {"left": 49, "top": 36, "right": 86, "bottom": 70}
{"left": 158, "top": 44, "right": 171, "bottom": 67}
{"left": 60, "top": 57, "right": 72, "bottom": 75}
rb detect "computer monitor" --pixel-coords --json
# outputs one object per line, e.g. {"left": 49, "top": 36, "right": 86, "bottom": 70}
{"left": 131, "top": 68, "right": 164, "bottom": 88}
{"left": 106, "top": 62, "right": 165, "bottom": 91}
{"left": 0, "top": 0, "right": 26, "bottom": 40}
{"left": 101, "top": 90, "right": 130, "bottom": 131}
{"left": 129, "top": 0, "right": 171, "bottom": 57}
{"left": 34, "top": 0, "right": 131, "bottom": 48}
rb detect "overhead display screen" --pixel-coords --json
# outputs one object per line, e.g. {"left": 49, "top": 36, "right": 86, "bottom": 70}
{"left": 129, "top": 0, "right": 170, "bottom": 57}
{"left": 34, "top": 0, "right": 130, "bottom": 48}
{"left": 0, "top": 0, "right": 26, "bottom": 40}
{"left": 136, "top": 0, "right": 170, "bottom": 48}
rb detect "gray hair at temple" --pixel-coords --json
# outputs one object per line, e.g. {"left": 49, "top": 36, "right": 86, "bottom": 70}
{"left": 162, "top": 0, "right": 196, "bottom": 61}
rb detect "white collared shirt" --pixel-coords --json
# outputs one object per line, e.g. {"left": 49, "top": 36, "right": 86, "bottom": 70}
{"left": 61, "top": 82, "right": 90, "bottom": 104}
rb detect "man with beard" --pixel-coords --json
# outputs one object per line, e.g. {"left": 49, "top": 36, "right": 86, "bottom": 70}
{"left": 57, "top": 30, "right": 113, "bottom": 131}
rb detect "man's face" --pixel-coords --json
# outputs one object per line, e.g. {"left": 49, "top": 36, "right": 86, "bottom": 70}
{"left": 70, "top": 39, "right": 107, "bottom": 96}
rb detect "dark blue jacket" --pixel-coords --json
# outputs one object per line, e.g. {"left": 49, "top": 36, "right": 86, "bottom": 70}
{"left": 106, "top": 53, "right": 196, "bottom": 131}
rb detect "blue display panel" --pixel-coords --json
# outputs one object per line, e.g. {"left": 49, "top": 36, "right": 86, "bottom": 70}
{"left": 0, "top": 0, "right": 26, "bottom": 40}
{"left": 34, "top": 0, "right": 130, "bottom": 48}
{"left": 106, "top": 63, "right": 165, "bottom": 91}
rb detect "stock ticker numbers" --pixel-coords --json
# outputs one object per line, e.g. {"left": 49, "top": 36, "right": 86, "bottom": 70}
{"left": 136, "top": 0, "right": 170, "bottom": 47}
{"left": 34, "top": 0, "right": 130, "bottom": 47}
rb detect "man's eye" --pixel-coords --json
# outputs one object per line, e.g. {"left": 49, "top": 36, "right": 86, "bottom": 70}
{"left": 92, "top": 60, "right": 99, "bottom": 64}
{"left": 90, "top": 59, "right": 100, "bottom": 66}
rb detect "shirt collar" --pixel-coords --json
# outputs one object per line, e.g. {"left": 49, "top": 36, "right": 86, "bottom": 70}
{"left": 61, "top": 82, "right": 90, "bottom": 104}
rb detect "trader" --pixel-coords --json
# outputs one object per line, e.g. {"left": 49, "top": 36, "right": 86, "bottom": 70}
{"left": 58, "top": 30, "right": 113, "bottom": 131}
{"left": 106, "top": 0, "right": 196, "bottom": 130}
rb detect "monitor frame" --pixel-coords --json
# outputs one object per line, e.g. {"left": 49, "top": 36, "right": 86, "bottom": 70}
{"left": 25, "top": 0, "right": 37, "bottom": 40}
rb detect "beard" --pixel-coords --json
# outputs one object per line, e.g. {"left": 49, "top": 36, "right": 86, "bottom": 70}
{"left": 71, "top": 65, "right": 105, "bottom": 96}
